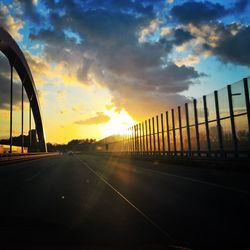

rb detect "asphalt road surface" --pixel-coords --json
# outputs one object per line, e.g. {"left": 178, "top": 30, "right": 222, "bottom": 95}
{"left": 0, "top": 153, "right": 250, "bottom": 249}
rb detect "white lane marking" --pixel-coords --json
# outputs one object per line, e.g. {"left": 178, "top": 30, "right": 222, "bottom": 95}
{"left": 17, "top": 157, "right": 58, "bottom": 169}
{"left": 77, "top": 157, "right": 171, "bottom": 240}
{"left": 24, "top": 160, "right": 58, "bottom": 182}
{"left": 25, "top": 171, "right": 41, "bottom": 182}
{"left": 138, "top": 168, "right": 250, "bottom": 196}
{"left": 97, "top": 161, "right": 250, "bottom": 196}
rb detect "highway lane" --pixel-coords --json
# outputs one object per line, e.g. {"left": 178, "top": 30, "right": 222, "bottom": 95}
{"left": 0, "top": 155, "right": 170, "bottom": 248}
{"left": 0, "top": 154, "right": 249, "bottom": 249}
{"left": 76, "top": 154, "right": 250, "bottom": 249}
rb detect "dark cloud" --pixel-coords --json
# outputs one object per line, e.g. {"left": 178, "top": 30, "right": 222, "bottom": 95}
{"left": 0, "top": 73, "right": 23, "bottom": 110}
{"left": 171, "top": 0, "right": 250, "bottom": 25}
{"left": 75, "top": 112, "right": 110, "bottom": 125}
{"left": 0, "top": 53, "right": 10, "bottom": 73}
{"left": 173, "top": 28, "right": 194, "bottom": 46}
{"left": 171, "top": 1, "right": 227, "bottom": 25}
{"left": 0, "top": 54, "right": 28, "bottom": 109}
{"left": 234, "top": 0, "right": 249, "bottom": 12}
{"left": 28, "top": 0, "right": 205, "bottom": 119}
{"left": 77, "top": 57, "right": 94, "bottom": 82}
{"left": 211, "top": 26, "right": 250, "bottom": 67}
{"left": 14, "top": 0, "right": 42, "bottom": 24}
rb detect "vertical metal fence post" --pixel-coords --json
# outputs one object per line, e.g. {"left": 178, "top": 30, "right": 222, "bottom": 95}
{"left": 171, "top": 109, "right": 176, "bottom": 156}
{"left": 152, "top": 117, "right": 156, "bottom": 155}
{"left": 135, "top": 125, "right": 138, "bottom": 155}
{"left": 132, "top": 126, "right": 134, "bottom": 155}
{"left": 9, "top": 64, "right": 13, "bottom": 153}
{"left": 243, "top": 78, "right": 250, "bottom": 148}
{"left": 148, "top": 118, "right": 152, "bottom": 155}
{"left": 128, "top": 128, "right": 130, "bottom": 154}
{"left": 131, "top": 127, "right": 133, "bottom": 154}
{"left": 126, "top": 130, "right": 128, "bottom": 154}
{"left": 142, "top": 122, "right": 145, "bottom": 156}
{"left": 185, "top": 103, "right": 191, "bottom": 156}
{"left": 166, "top": 111, "right": 170, "bottom": 155}
{"left": 227, "top": 85, "right": 238, "bottom": 157}
{"left": 203, "top": 95, "right": 211, "bottom": 157}
{"left": 122, "top": 131, "right": 125, "bottom": 154}
{"left": 134, "top": 125, "right": 136, "bottom": 155}
{"left": 156, "top": 115, "right": 160, "bottom": 155}
{"left": 145, "top": 120, "right": 149, "bottom": 155}
{"left": 161, "top": 113, "right": 165, "bottom": 155}
{"left": 194, "top": 99, "right": 200, "bottom": 156}
{"left": 124, "top": 130, "right": 126, "bottom": 154}
{"left": 178, "top": 106, "right": 183, "bottom": 156}
{"left": 214, "top": 90, "right": 224, "bottom": 157}
{"left": 139, "top": 123, "right": 142, "bottom": 156}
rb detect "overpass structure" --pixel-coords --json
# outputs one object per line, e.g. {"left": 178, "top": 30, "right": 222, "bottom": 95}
{"left": 0, "top": 27, "right": 47, "bottom": 152}
{"left": 98, "top": 78, "right": 250, "bottom": 159}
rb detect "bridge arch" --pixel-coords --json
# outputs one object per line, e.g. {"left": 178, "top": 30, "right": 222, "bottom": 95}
{"left": 0, "top": 27, "right": 47, "bottom": 152}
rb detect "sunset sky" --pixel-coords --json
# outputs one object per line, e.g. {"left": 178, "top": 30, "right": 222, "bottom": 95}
{"left": 0, "top": 0, "right": 250, "bottom": 143}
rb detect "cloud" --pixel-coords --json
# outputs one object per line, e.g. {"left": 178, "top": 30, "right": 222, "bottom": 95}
{"left": 139, "top": 19, "right": 161, "bottom": 43}
{"left": 175, "top": 55, "right": 200, "bottom": 67}
{"left": 233, "top": 0, "right": 249, "bottom": 12}
{"left": 0, "top": 73, "right": 24, "bottom": 110}
{"left": 211, "top": 26, "right": 250, "bottom": 67}
{"left": 173, "top": 28, "right": 194, "bottom": 46}
{"left": 171, "top": 1, "right": 249, "bottom": 25}
{"left": 160, "top": 27, "right": 171, "bottom": 37}
{"left": 13, "top": 0, "right": 43, "bottom": 24}
{"left": 171, "top": 1, "right": 227, "bottom": 25}
{"left": 27, "top": 0, "right": 205, "bottom": 119}
{"left": 0, "top": 3, "right": 23, "bottom": 41}
{"left": 184, "top": 21, "right": 250, "bottom": 67}
{"left": 57, "top": 90, "right": 66, "bottom": 99}
{"left": 75, "top": 112, "right": 110, "bottom": 125}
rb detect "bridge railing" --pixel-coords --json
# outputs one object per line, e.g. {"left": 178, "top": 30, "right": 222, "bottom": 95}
{"left": 98, "top": 77, "right": 250, "bottom": 158}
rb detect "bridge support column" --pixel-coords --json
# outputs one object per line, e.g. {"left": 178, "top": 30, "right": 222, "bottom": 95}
{"left": 9, "top": 63, "right": 13, "bottom": 153}
{"left": 21, "top": 75, "right": 27, "bottom": 153}
{"left": 29, "top": 102, "right": 32, "bottom": 148}
{"left": 21, "top": 83, "right": 24, "bottom": 153}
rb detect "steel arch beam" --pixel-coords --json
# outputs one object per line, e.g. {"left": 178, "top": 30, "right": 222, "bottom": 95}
{"left": 0, "top": 27, "right": 47, "bottom": 152}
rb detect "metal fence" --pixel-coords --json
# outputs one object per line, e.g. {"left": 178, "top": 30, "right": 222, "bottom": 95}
{"left": 98, "top": 77, "right": 250, "bottom": 158}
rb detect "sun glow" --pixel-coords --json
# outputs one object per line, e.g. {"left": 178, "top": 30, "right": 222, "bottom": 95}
{"left": 102, "top": 109, "right": 135, "bottom": 137}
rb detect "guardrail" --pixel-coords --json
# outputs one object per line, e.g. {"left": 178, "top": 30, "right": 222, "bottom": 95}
{"left": 0, "top": 152, "right": 59, "bottom": 165}
{"left": 98, "top": 77, "right": 250, "bottom": 159}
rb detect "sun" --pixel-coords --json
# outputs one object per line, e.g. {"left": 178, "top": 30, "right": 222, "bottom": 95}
{"left": 102, "top": 109, "right": 135, "bottom": 137}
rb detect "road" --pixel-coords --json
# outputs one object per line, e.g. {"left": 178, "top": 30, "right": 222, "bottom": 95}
{"left": 0, "top": 154, "right": 250, "bottom": 249}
